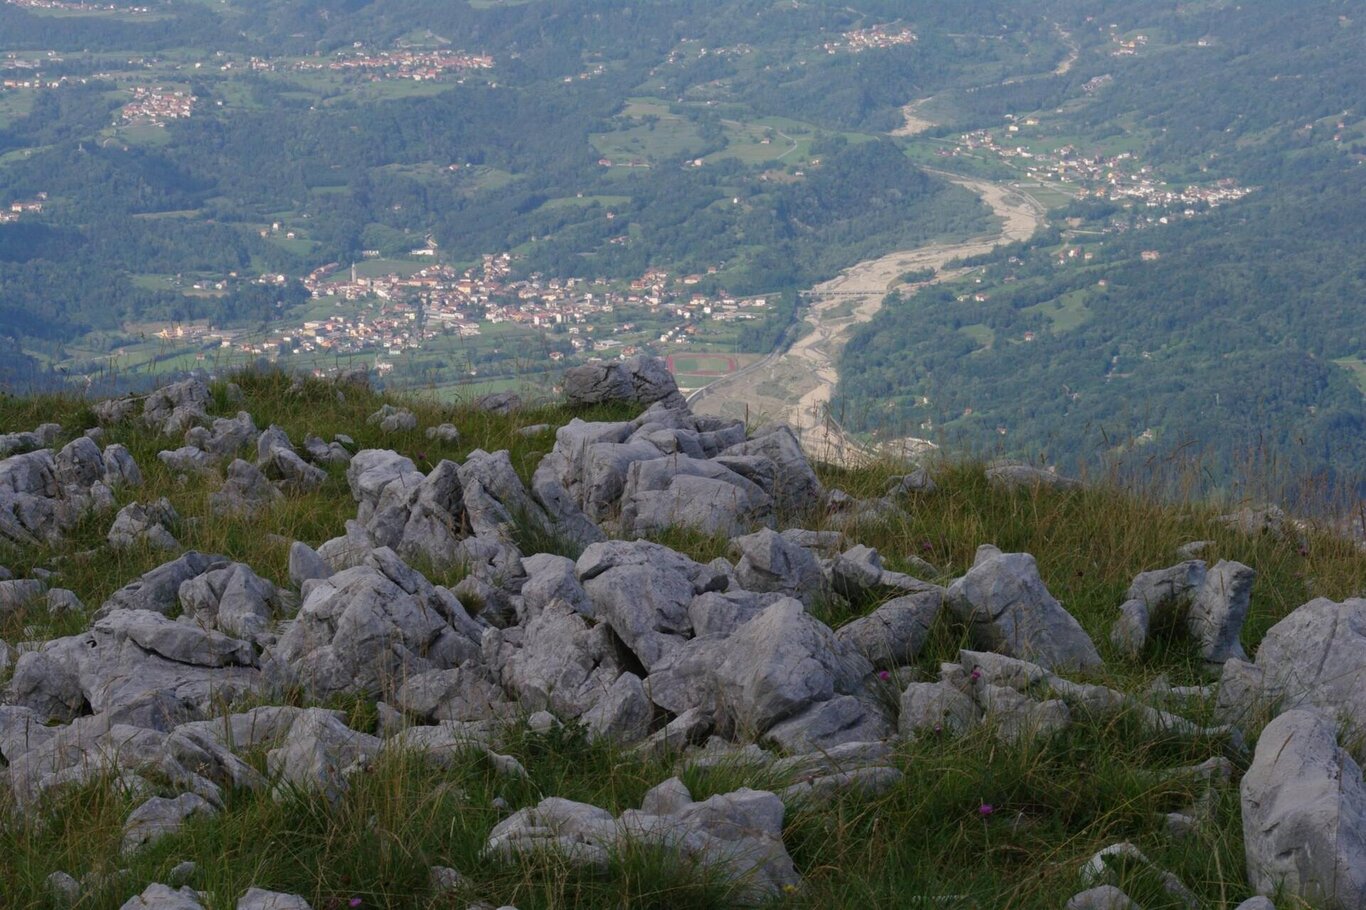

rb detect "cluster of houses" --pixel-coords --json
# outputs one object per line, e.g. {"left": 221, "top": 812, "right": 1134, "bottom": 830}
{"left": 827, "top": 25, "right": 917, "bottom": 54}
{"left": 203, "top": 253, "right": 771, "bottom": 363}
{"left": 0, "top": 193, "right": 45, "bottom": 225}
{"left": 5, "top": 0, "right": 149, "bottom": 12}
{"left": 954, "top": 125, "right": 1253, "bottom": 212}
{"left": 119, "top": 86, "right": 194, "bottom": 126}
{"left": 236, "top": 48, "right": 493, "bottom": 82}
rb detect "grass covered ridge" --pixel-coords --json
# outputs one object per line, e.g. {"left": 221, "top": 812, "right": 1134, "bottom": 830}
{"left": 0, "top": 369, "right": 1363, "bottom": 909}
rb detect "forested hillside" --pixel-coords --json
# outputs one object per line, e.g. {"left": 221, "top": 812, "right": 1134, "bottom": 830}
{"left": 835, "top": 0, "right": 1366, "bottom": 496}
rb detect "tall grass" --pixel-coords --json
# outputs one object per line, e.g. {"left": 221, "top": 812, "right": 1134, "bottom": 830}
{"left": 0, "top": 367, "right": 1362, "bottom": 909}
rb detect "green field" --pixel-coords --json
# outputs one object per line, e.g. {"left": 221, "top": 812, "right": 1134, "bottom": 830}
{"left": 1334, "top": 357, "right": 1366, "bottom": 394}
{"left": 1023, "top": 288, "right": 1093, "bottom": 333}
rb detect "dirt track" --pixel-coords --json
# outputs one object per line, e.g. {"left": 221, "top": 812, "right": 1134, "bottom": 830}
{"left": 692, "top": 173, "right": 1045, "bottom": 466}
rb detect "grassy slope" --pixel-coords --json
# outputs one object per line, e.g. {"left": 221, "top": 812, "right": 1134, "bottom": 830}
{"left": 0, "top": 370, "right": 1362, "bottom": 910}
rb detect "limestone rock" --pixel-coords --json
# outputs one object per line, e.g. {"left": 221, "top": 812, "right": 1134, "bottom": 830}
{"left": 122, "top": 792, "right": 216, "bottom": 855}
{"left": 900, "top": 681, "right": 979, "bottom": 737}
{"left": 119, "top": 883, "right": 206, "bottom": 910}
{"left": 1241, "top": 709, "right": 1366, "bottom": 909}
{"left": 1187, "top": 559, "right": 1253, "bottom": 663}
{"left": 1215, "top": 597, "right": 1366, "bottom": 744}
{"left": 947, "top": 546, "right": 1101, "bottom": 671}
{"left": 108, "top": 499, "right": 180, "bottom": 550}
{"left": 562, "top": 355, "right": 685, "bottom": 409}
{"left": 270, "top": 549, "right": 479, "bottom": 699}
{"left": 210, "top": 460, "right": 282, "bottom": 517}
{"left": 835, "top": 590, "right": 943, "bottom": 669}
{"left": 729, "top": 527, "right": 828, "bottom": 608}
{"left": 236, "top": 889, "right": 313, "bottom": 910}
{"left": 426, "top": 423, "right": 462, "bottom": 444}
{"left": 267, "top": 708, "right": 381, "bottom": 803}
{"left": 1065, "top": 886, "right": 1142, "bottom": 910}
{"left": 367, "top": 404, "right": 418, "bottom": 433}
{"left": 984, "top": 462, "right": 1079, "bottom": 491}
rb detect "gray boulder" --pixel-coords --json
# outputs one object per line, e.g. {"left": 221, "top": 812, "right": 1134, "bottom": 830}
{"left": 186, "top": 411, "right": 257, "bottom": 458}
{"left": 209, "top": 460, "right": 282, "bottom": 517}
{"left": 946, "top": 545, "right": 1102, "bottom": 671}
{"left": 1215, "top": 597, "right": 1366, "bottom": 745}
{"left": 269, "top": 549, "right": 479, "bottom": 699}
{"left": 984, "top": 462, "right": 1079, "bottom": 491}
{"left": 236, "top": 889, "right": 313, "bottom": 910}
{"left": 267, "top": 708, "right": 381, "bottom": 803}
{"left": 259, "top": 445, "right": 327, "bottom": 493}
{"left": 618, "top": 455, "right": 772, "bottom": 537}
{"left": 158, "top": 446, "right": 215, "bottom": 475}
{"left": 367, "top": 404, "right": 418, "bottom": 433}
{"left": 729, "top": 527, "right": 828, "bottom": 608}
{"left": 107, "top": 499, "right": 179, "bottom": 550}
{"left": 287, "top": 541, "right": 332, "bottom": 587}
{"left": 1065, "top": 886, "right": 1142, "bottom": 910}
{"left": 102, "top": 444, "right": 143, "bottom": 488}
{"left": 475, "top": 391, "right": 523, "bottom": 414}
{"left": 122, "top": 792, "right": 216, "bottom": 855}
{"left": 835, "top": 590, "right": 943, "bottom": 669}
{"left": 142, "top": 378, "right": 210, "bottom": 436}
{"left": 99, "top": 551, "right": 229, "bottom": 618}
{"left": 719, "top": 424, "right": 823, "bottom": 517}
{"left": 119, "top": 883, "right": 206, "bottom": 910}
{"left": 1241, "top": 709, "right": 1366, "bottom": 909}
{"left": 712, "top": 599, "right": 871, "bottom": 736}
{"left": 1187, "top": 559, "right": 1253, "bottom": 663}
{"left": 562, "top": 355, "right": 685, "bottom": 409}
{"left": 426, "top": 423, "right": 461, "bottom": 444}
{"left": 900, "top": 681, "right": 980, "bottom": 737}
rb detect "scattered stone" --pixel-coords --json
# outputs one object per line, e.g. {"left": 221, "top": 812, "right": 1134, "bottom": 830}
{"left": 142, "top": 378, "right": 211, "bottom": 437}
{"left": 236, "top": 888, "right": 313, "bottom": 910}
{"left": 475, "top": 391, "right": 522, "bottom": 414}
{"left": 426, "top": 423, "right": 462, "bottom": 444}
{"left": 119, "top": 883, "right": 206, "bottom": 910}
{"left": 835, "top": 590, "right": 943, "bottom": 669}
{"left": 562, "top": 355, "right": 685, "bottom": 410}
{"left": 429, "top": 866, "right": 465, "bottom": 895}
{"left": 367, "top": 404, "right": 418, "bottom": 433}
{"left": 900, "top": 681, "right": 979, "bottom": 738}
{"left": 886, "top": 467, "right": 936, "bottom": 496}
{"left": 729, "top": 527, "right": 828, "bottom": 608}
{"left": 517, "top": 423, "right": 552, "bottom": 437}
{"left": 0, "top": 578, "right": 46, "bottom": 613}
{"left": 158, "top": 447, "right": 215, "bottom": 475}
{"left": 267, "top": 708, "right": 381, "bottom": 804}
{"left": 984, "top": 462, "right": 1079, "bottom": 491}
{"left": 288, "top": 540, "right": 332, "bottom": 587}
{"left": 45, "top": 870, "right": 81, "bottom": 905}
{"left": 1065, "top": 886, "right": 1142, "bottom": 910}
